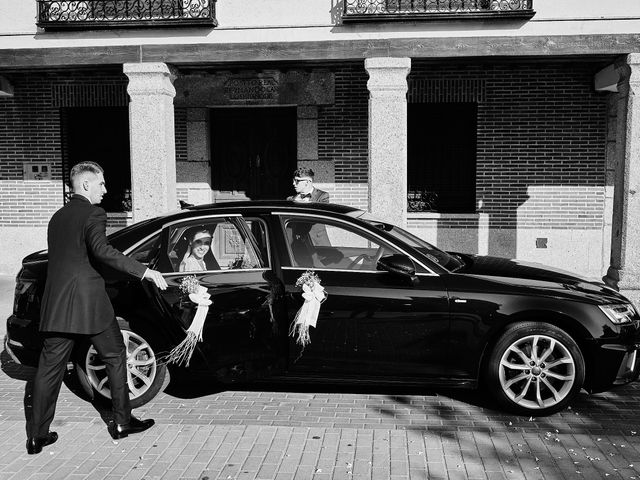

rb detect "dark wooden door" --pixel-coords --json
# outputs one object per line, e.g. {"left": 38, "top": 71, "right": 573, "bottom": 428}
{"left": 211, "top": 107, "right": 297, "bottom": 201}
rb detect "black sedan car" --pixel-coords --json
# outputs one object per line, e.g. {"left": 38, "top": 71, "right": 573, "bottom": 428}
{"left": 5, "top": 201, "right": 640, "bottom": 416}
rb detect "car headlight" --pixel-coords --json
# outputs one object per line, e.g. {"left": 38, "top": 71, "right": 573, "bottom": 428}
{"left": 599, "top": 303, "right": 638, "bottom": 325}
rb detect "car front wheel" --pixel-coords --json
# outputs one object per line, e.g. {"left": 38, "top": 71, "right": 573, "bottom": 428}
{"left": 485, "top": 322, "right": 585, "bottom": 416}
{"left": 73, "top": 321, "right": 167, "bottom": 408}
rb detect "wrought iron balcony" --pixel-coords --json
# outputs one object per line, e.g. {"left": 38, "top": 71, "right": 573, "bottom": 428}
{"left": 343, "top": 0, "right": 534, "bottom": 22}
{"left": 37, "top": 0, "right": 217, "bottom": 30}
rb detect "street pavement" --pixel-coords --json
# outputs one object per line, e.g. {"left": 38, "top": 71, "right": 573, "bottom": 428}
{"left": 1, "top": 273, "right": 640, "bottom": 480}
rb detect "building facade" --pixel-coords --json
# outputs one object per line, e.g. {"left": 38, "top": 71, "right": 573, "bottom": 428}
{"left": 1, "top": 1, "right": 640, "bottom": 302}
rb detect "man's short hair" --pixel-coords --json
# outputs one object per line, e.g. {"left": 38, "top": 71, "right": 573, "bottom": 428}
{"left": 293, "top": 167, "right": 314, "bottom": 180}
{"left": 70, "top": 161, "right": 104, "bottom": 185}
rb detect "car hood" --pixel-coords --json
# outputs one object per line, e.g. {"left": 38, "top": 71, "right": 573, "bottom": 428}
{"left": 455, "top": 254, "right": 627, "bottom": 304}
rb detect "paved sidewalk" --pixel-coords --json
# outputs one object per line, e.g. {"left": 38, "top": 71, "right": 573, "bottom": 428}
{"left": 1, "top": 272, "right": 640, "bottom": 480}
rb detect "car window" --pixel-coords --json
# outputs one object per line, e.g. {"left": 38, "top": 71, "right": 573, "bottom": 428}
{"left": 283, "top": 217, "right": 401, "bottom": 271}
{"left": 127, "top": 232, "right": 161, "bottom": 266}
{"left": 161, "top": 217, "right": 264, "bottom": 274}
{"left": 350, "top": 210, "right": 462, "bottom": 271}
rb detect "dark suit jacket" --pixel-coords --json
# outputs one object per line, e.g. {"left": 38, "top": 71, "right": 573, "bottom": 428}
{"left": 40, "top": 195, "right": 147, "bottom": 335}
{"left": 287, "top": 188, "right": 330, "bottom": 203}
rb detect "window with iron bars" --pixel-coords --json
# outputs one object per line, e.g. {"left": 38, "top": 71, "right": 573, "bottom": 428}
{"left": 407, "top": 103, "right": 477, "bottom": 213}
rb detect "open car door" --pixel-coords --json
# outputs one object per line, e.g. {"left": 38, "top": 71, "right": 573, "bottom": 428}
{"left": 151, "top": 214, "right": 286, "bottom": 381}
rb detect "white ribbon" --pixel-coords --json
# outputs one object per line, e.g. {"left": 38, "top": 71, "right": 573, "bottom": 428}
{"left": 166, "top": 285, "right": 211, "bottom": 367}
{"left": 290, "top": 282, "right": 326, "bottom": 347}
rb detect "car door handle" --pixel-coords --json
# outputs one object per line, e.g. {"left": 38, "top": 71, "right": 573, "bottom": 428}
{"left": 452, "top": 298, "right": 467, "bottom": 304}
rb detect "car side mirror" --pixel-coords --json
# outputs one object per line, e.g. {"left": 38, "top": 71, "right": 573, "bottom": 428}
{"left": 377, "top": 254, "right": 418, "bottom": 284}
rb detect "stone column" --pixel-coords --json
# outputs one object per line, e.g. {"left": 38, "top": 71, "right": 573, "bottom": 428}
{"left": 181, "top": 108, "right": 212, "bottom": 205}
{"left": 365, "top": 57, "right": 411, "bottom": 227}
{"left": 604, "top": 54, "right": 640, "bottom": 305}
{"left": 124, "top": 62, "right": 177, "bottom": 222}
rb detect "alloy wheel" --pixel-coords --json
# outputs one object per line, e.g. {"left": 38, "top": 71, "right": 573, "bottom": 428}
{"left": 498, "top": 334, "right": 576, "bottom": 410}
{"left": 84, "top": 330, "right": 158, "bottom": 400}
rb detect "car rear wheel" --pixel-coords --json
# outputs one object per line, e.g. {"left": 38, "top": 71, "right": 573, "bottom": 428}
{"left": 73, "top": 320, "right": 167, "bottom": 408}
{"left": 485, "top": 322, "right": 585, "bottom": 416}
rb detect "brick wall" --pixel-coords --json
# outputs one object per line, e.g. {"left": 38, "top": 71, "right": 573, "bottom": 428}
{"left": 316, "top": 62, "right": 607, "bottom": 230}
{"left": 0, "top": 180, "right": 62, "bottom": 226}
{"left": 0, "top": 61, "right": 613, "bottom": 276}
{"left": 408, "top": 62, "right": 607, "bottom": 230}
{"left": 314, "top": 183, "right": 368, "bottom": 211}
{"left": 0, "top": 68, "right": 189, "bottom": 229}
{"left": 318, "top": 65, "right": 369, "bottom": 184}
{"left": 0, "top": 72, "right": 65, "bottom": 184}
{"left": 0, "top": 62, "right": 609, "bottom": 231}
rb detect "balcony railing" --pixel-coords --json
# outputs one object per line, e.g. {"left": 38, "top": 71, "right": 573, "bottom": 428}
{"left": 37, "top": 0, "right": 217, "bottom": 30}
{"left": 343, "top": 0, "right": 534, "bottom": 22}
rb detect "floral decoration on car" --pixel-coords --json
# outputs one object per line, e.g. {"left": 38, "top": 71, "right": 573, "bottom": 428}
{"left": 289, "top": 270, "right": 327, "bottom": 348}
{"left": 165, "top": 275, "right": 212, "bottom": 367}
{"left": 179, "top": 275, "right": 201, "bottom": 295}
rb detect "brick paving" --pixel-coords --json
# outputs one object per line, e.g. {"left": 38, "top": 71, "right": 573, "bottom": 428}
{"left": 1, "top": 274, "right": 640, "bottom": 479}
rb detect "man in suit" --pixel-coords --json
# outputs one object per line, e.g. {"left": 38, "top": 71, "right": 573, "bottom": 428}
{"left": 287, "top": 167, "right": 331, "bottom": 258}
{"left": 287, "top": 167, "right": 330, "bottom": 203}
{"left": 27, "top": 161, "right": 168, "bottom": 454}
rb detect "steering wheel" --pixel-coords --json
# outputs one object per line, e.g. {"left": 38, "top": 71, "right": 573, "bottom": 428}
{"left": 347, "top": 246, "right": 385, "bottom": 270}
{"left": 347, "top": 253, "right": 371, "bottom": 270}
{"left": 370, "top": 245, "right": 385, "bottom": 265}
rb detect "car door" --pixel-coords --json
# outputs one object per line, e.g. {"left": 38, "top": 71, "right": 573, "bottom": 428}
{"left": 151, "top": 214, "right": 286, "bottom": 380}
{"left": 275, "top": 213, "right": 453, "bottom": 380}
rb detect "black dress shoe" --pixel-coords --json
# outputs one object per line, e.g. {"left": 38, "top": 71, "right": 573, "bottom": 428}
{"left": 26, "top": 431, "right": 58, "bottom": 455}
{"left": 108, "top": 416, "right": 155, "bottom": 439}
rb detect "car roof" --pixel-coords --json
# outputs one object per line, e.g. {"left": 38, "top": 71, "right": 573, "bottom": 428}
{"left": 109, "top": 201, "right": 368, "bottom": 245}
{"left": 186, "top": 200, "right": 362, "bottom": 216}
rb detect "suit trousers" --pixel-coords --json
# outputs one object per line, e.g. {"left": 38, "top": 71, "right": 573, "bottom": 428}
{"left": 30, "top": 318, "right": 131, "bottom": 437}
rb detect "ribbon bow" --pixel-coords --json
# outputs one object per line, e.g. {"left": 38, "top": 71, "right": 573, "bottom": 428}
{"left": 301, "top": 283, "right": 325, "bottom": 305}
{"left": 166, "top": 285, "right": 211, "bottom": 367}
{"left": 290, "top": 279, "right": 327, "bottom": 348}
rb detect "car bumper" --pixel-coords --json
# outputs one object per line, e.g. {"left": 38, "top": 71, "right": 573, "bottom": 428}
{"left": 585, "top": 334, "right": 640, "bottom": 393}
{"left": 5, "top": 315, "right": 41, "bottom": 366}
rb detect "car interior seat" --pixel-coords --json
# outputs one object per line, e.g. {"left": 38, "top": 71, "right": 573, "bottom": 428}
{"left": 289, "top": 222, "right": 317, "bottom": 268}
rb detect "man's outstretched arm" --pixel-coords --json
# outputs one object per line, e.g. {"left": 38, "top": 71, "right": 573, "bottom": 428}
{"left": 85, "top": 208, "right": 167, "bottom": 290}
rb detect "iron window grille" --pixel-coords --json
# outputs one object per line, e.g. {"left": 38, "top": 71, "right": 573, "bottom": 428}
{"left": 343, "top": 0, "right": 534, "bottom": 22}
{"left": 407, "top": 102, "right": 478, "bottom": 213}
{"left": 37, "top": 0, "right": 217, "bottom": 30}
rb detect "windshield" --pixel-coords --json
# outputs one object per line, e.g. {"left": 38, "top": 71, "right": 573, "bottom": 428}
{"left": 350, "top": 210, "right": 465, "bottom": 271}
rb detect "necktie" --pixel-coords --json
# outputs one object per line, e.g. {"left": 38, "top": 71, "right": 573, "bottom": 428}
{"left": 300, "top": 193, "right": 312, "bottom": 199}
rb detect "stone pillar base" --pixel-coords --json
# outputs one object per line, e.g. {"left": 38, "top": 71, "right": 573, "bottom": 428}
{"left": 603, "top": 265, "right": 640, "bottom": 307}
{"left": 602, "top": 266, "right": 620, "bottom": 290}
